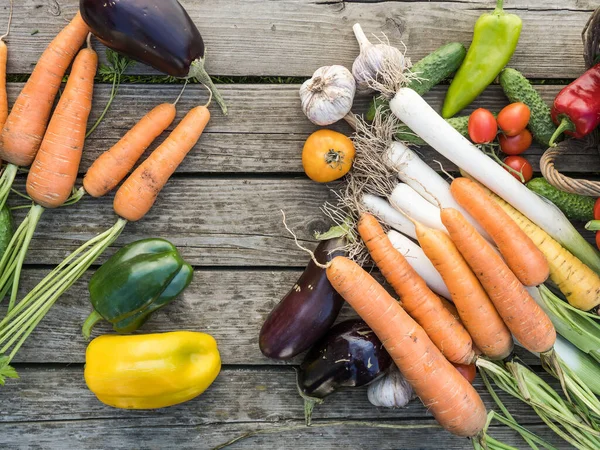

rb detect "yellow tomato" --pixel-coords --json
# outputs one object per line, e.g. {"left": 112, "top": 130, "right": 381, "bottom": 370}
{"left": 302, "top": 130, "right": 355, "bottom": 183}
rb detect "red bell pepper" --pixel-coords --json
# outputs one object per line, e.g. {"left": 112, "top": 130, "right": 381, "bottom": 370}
{"left": 550, "top": 62, "right": 600, "bottom": 146}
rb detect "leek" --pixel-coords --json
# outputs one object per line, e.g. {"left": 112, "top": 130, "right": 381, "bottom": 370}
{"left": 384, "top": 141, "right": 491, "bottom": 240}
{"left": 534, "top": 285, "right": 600, "bottom": 362}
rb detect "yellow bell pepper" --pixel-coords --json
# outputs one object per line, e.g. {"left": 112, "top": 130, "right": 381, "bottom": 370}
{"left": 84, "top": 331, "right": 221, "bottom": 409}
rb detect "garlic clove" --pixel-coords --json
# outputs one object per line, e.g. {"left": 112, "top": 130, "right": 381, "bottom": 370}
{"left": 300, "top": 65, "right": 356, "bottom": 126}
{"left": 367, "top": 365, "right": 416, "bottom": 408}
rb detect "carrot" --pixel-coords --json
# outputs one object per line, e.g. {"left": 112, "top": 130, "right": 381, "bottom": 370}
{"left": 83, "top": 103, "right": 177, "bottom": 197}
{"left": 26, "top": 38, "right": 97, "bottom": 208}
{"left": 441, "top": 207, "right": 556, "bottom": 354}
{"left": 472, "top": 177, "right": 600, "bottom": 312}
{"left": 114, "top": 104, "right": 210, "bottom": 222}
{"left": 451, "top": 177, "right": 549, "bottom": 287}
{"left": 0, "top": 12, "right": 89, "bottom": 167}
{"left": 326, "top": 256, "right": 487, "bottom": 438}
{"left": 415, "top": 221, "right": 513, "bottom": 360}
{"left": 358, "top": 213, "right": 475, "bottom": 365}
{"left": 0, "top": 0, "right": 13, "bottom": 131}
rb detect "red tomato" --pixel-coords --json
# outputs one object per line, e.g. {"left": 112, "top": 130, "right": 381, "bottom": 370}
{"left": 453, "top": 363, "right": 477, "bottom": 384}
{"left": 503, "top": 156, "right": 533, "bottom": 183}
{"left": 468, "top": 108, "right": 498, "bottom": 144}
{"left": 594, "top": 198, "right": 600, "bottom": 220}
{"left": 499, "top": 129, "right": 533, "bottom": 155}
{"left": 596, "top": 232, "right": 600, "bottom": 251}
{"left": 497, "top": 102, "right": 531, "bottom": 136}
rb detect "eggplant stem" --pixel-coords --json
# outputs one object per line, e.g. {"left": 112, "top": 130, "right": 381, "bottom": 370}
{"left": 188, "top": 56, "right": 227, "bottom": 115}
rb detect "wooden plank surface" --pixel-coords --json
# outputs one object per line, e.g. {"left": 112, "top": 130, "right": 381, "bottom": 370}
{"left": 5, "top": 268, "right": 541, "bottom": 366}
{"left": 0, "top": 366, "right": 569, "bottom": 449}
{"left": 2, "top": 83, "right": 590, "bottom": 176}
{"left": 0, "top": 420, "right": 568, "bottom": 450}
{"left": 10, "top": 178, "right": 597, "bottom": 268}
{"left": 2, "top": 0, "right": 593, "bottom": 78}
{"left": 0, "top": 1, "right": 597, "bottom": 449}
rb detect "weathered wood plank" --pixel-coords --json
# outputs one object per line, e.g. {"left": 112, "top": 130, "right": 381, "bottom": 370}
{"left": 0, "top": 365, "right": 565, "bottom": 429}
{"left": 12, "top": 178, "right": 336, "bottom": 267}
{"left": 10, "top": 177, "right": 597, "bottom": 268}
{"left": 5, "top": 82, "right": 597, "bottom": 174}
{"left": 4, "top": 1, "right": 592, "bottom": 78}
{"left": 6, "top": 268, "right": 542, "bottom": 366}
{"left": 0, "top": 420, "right": 569, "bottom": 450}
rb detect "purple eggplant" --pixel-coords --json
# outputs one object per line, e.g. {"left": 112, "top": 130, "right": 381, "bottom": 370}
{"left": 298, "top": 319, "right": 392, "bottom": 399}
{"left": 80, "top": 0, "right": 226, "bottom": 113}
{"left": 259, "top": 238, "right": 344, "bottom": 360}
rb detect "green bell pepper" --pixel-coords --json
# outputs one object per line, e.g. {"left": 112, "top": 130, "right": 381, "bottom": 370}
{"left": 83, "top": 238, "right": 193, "bottom": 339}
{"left": 442, "top": 0, "right": 522, "bottom": 118}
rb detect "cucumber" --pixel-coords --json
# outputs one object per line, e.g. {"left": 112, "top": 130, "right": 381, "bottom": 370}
{"left": 0, "top": 205, "right": 13, "bottom": 260}
{"left": 366, "top": 42, "right": 467, "bottom": 122}
{"left": 527, "top": 177, "right": 595, "bottom": 221}
{"left": 499, "top": 68, "right": 558, "bottom": 147}
{"left": 408, "top": 42, "right": 467, "bottom": 96}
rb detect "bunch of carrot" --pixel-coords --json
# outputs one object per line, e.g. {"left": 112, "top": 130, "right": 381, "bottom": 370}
{"left": 312, "top": 170, "right": 600, "bottom": 446}
{"left": 0, "top": 11, "right": 212, "bottom": 380}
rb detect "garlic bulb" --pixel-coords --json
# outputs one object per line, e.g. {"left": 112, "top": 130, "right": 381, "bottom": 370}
{"left": 300, "top": 65, "right": 356, "bottom": 126}
{"left": 352, "top": 23, "right": 406, "bottom": 95}
{"left": 367, "top": 365, "right": 416, "bottom": 408}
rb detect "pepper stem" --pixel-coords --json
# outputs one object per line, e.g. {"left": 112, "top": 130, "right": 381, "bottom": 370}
{"left": 494, "top": 0, "right": 505, "bottom": 13}
{"left": 188, "top": 56, "right": 227, "bottom": 115}
{"left": 586, "top": 220, "right": 600, "bottom": 231}
{"left": 82, "top": 310, "right": 104, "bottom": 340}
{"left": 549, "top": 118, "right": 575, "bottom": 147}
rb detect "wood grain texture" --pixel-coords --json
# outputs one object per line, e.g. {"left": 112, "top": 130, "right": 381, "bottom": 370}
{"left": 11, "top": 178, "right": 337, "bottom": 267}
{"left": 2, "top": 0, "right": 593, "bottom": 78}
{"left": 0, "top": 420, "right": 569, "bottom": 450}
{"left": 9, "top": 177, "right": 597, "bottom": 268}
{"left": 5, "top": 268, "right": 541, "bottom": 366}
{"left": 3, "top": 82, "right": 597, "bottom": 174}
{"left": 0, "top": 366, "right": 557, "bottom": 423}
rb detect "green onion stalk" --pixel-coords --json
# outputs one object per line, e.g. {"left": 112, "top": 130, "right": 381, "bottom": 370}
{"left": 478, "top": 358, "right": 600, "bottom": 450}
{"left": 0, "top": 187, "right": 85, "bottom": 314}
{"left": 532, "top": 285, "right": 600, "bottom": 385}
{"left": 0, "top": 219, "right": 127, "bottom": 384}
{"left": 0, "top": 164, "right": 18, "bottom": 212}
{"left": 515, "top": 286, "right": 600, "bottom": 429}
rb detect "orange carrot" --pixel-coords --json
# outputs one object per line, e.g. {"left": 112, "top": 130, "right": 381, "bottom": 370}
{"left": 415, "top": 221, "right": 513, "bottom": 360}
{"left": 451, "top": 177, "right": 549, "bottom": 286}
{"left": 26, "top": 40, "right": 97, "bottom": 208}
{"left": 441, "top": 207, "right": 556, "bottom": 354}
{"left": 326, "top": 256, "right": 487, "bottom": 438}
{"left": 0, "top": 12, "right": 89, "bottom": 167}
{"left": 358, "top": 213, "right": 475, "bottom": 365}
{"left": 0, "top": 0, "right": 12, "bottom": 131}
{"left": 114, "top": 105, "right": 210, "bottom": 222}
{"left": 83, "top": 103, "right": 177, "bottom": 197}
